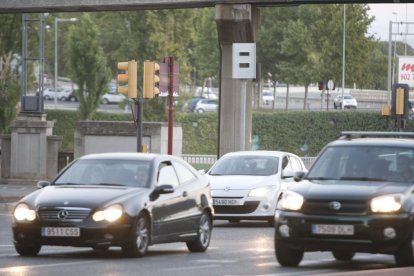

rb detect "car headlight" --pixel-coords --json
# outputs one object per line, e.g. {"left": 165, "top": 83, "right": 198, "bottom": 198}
{"left": 13, "top": 203, "right": 36, "bottom": 222}
{"left": 277, "top": 191, "right": 304, "bottom": 211}
{"left": 248, "top": 186, "right": 273, "bottom": 197}
{"left": 92, "top": 204, "right": 123, "bottom": 222}
{"left": 370, "top": 194, "right": 403, "bottom": 213}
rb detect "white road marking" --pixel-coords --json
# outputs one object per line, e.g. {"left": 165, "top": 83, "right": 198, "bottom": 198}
{"left": 0, "top": 261, "right": 100, "bottom": 273}
{"left": 160, "top": 264, "right": 220, "bottom": 272}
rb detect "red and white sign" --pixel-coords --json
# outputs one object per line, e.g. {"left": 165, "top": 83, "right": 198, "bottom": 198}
{"left": 398, "top": 56, "right": 414, "bottom": 87}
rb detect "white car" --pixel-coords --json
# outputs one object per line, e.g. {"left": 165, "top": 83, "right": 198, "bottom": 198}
{"left": 194, "top": 99, "right": 218, "bottom": 113}
{"left": 42, "top": 88, "right": 72, "bottom": 101}
{"left": 262, "top": 91, "right": 274, "bottom": 105}
{"left": 101, "top": 91, "right": 127, "bottom": 104}
{"left": 333, "top": 94, "right": 357, "bottom": 109}
{"left": 207, "top": 151, "right": 307, "bottom": 224}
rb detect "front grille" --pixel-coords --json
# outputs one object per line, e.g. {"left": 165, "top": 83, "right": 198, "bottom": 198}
{"left": 214, "top": 201, "right": 260, "bottom": 214}
{"left": 303, "top": 199, "right": 367, "bottom": 214}
{"left": 38, "top": 207, "right": 91, "bottom": 222}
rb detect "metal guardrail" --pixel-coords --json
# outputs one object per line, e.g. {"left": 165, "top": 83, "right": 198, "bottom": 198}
{"left": 181, "top": 154, "right": 317, "bottom": 170}
{"left": 181, "top": 154, "right": 217, "bottom": 165}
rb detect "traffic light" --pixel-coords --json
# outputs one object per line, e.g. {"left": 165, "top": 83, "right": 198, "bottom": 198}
{"left": 117, "top": 60, "right": 137, "bottom": 99}
{"left": 318, "top": 81, "right": 324, "bottom": 91}
{"left": 391, "top": 83, "right": 409, "bottom": 118}
{"left": 143, "top": 60, "right": 160, "bottom": 99}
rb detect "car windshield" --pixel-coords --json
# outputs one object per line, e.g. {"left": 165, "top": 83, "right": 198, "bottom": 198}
{"left": 54, "top": 159, "right": 152, "bottom": 188}
{"left": 307, "top": 145, "right": 414, "bottom": 184}
{"left": 343, "top": 95, "right": 353, "bottom": 99}
{"left": 209, "top": 155, "right": 279, "bottom": 176}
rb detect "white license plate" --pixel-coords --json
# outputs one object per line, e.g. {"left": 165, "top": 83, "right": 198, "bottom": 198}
{"left": 41, "top": 227, "right": 80, "bottom": 237}
{"left": 311, "top": 224, "right": 354, "bottom": 235}
{"left": 213, "top": 198, "right": 242, "bottom": 206}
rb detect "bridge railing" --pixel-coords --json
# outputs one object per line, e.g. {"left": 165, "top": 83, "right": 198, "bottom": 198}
{"left": 181, "top": 154, "right": 317, "bottom": 170}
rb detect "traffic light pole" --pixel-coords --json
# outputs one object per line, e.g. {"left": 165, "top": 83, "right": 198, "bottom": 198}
{"left": 167, "top": 56, "right": 174, "bottom": 155}
{"left": 136, "top": 98, "right": 143, "bottom": 152}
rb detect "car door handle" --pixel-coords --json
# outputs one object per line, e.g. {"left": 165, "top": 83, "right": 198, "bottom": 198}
{"left": 182, "top": 191, "right": 188, "bottom": 197}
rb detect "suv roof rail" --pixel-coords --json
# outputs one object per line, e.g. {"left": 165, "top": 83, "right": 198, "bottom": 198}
{"left": 339, "top": 131, "right": 414, "bottom": 140}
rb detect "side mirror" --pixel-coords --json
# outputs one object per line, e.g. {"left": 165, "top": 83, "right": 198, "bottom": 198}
{"left": 293, "top": 171, "right": 306, "bottom": 182}
{"left": 149, "top": 184, "right": 175, "bottom": 201}
{"left": 36, "top": 180, "right": 50, "bottom": 189}
{"left": 198, "top": 169, "right": 206, "bottom": 175}
{"left": 282, "top": 170, "right": 296, "bottom": 179}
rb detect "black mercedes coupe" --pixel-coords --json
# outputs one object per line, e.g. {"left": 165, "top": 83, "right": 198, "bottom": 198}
{"left": 12, "top": 152, "right": 214, "bottom": 257}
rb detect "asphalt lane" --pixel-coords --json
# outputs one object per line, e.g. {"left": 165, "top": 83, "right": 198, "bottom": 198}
{"left": 1, "top": 183, "right": 414, "bottom": 275}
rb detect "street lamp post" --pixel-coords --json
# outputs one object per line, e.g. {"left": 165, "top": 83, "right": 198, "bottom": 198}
{"left": 54, "top": 17, "right": 77, "bottom": 107}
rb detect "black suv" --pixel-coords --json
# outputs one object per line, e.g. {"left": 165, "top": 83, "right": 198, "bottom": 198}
{"left": 274, "top": 131, "right": 414, "bottom": 267}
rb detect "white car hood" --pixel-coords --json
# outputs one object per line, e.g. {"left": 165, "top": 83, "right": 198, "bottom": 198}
{"left": 208, "top": 174, "right": 279, "bottom": 190}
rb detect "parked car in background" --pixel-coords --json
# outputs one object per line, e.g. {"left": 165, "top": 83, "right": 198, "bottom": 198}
{"left": 188, "top": 96, "right": 205, "bottom": 112}
{"left": 66, "top": 90, "right": 78, "bottom": 102}
{"left": 207, "top": 151, "right": 307, "bottom": 225}
{"left": 274, "top": 131, "right": 414, "bottom": 267}
{"left": 333, "top": 94, "right": 357, "bottom": 109}
{"left": 101, "top": 91, "right": 126, "bottom": 104}
{"left": 11, "top": 152, "right": 213, "bottom": 258}
{"left": 42, "top": 88, "right": 72, "bottom": 101}
{"left": 262, "top": 91, "right": 274, "bottom": 105}
{"left": 194, "top": 99, "right": 218, "bottom": 113}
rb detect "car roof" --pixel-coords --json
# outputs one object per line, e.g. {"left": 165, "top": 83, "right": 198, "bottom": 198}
{"left": 80, "top": 152, "right": 161, "bottom": 161}
{"left": 221, "top": 150, "right": 296, "bottom": 158}
{"left": 328, "top": 131, "right": 414, "bottom": 148}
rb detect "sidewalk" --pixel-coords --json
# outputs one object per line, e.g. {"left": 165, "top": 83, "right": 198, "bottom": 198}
{"left": 0, "top": 180, "right": 38, "bottom": 212}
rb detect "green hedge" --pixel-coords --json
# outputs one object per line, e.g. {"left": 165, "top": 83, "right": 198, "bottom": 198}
{"left": 45, "top": 109, "right": 410, "bottom": 156}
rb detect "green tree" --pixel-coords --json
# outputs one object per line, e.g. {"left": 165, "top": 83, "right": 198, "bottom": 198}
{"left": 0, "top": 14, "right": 21, "bottom": 133}
{"left": 67, "top": 14, "right": 111, "bottom": 119}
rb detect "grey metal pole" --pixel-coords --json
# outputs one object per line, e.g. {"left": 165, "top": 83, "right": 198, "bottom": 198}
{"left": 240, "top": 80, "right": 246, "bottom": 151}
{"left": 54, "top": 18, "right": 58, "bottom": 108}
{"left": 341, "top": 4, "right": 346, "bottom": 110}
{"left": 387, "top": 21, "right": 392, "bottom": 106}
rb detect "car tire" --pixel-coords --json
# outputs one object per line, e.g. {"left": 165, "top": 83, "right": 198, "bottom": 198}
{"left": 15, "top": 243, "right": 41, "bottom": 256}
{"left": 60, "top": 96, "right": 67, "bottom": 101}
{"left": 122, "top": 214, "right": 150, "bottom": 258}
{"left": 332, "top": 250, "right": 355, "bottom": 261}
{"left": 186, "top": 211, "right": 212, "bottom": 252}
{"left": 44, "top": 95, "right": 50, "bottom": 100}
{"left": 196, "top": 109, "right": 204, "bottom": 113}
{"left": 69, "top": 97, "right": 77, "bottom": 102}
{"left": 102, "top": 99, "right": 109, "bottom": 104}
{"left": 274, "top": 239, "right": 303, "bottom": 267}
{"left": 394, "top": 227, "right": 414, "bottom": 266}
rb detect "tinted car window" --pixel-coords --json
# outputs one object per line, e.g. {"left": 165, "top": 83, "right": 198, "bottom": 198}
{"left": 174, "top": 162, "right": 197, "bottom": 184}
{"left": 158, "top": 162, "right": 179, "bottom": 187}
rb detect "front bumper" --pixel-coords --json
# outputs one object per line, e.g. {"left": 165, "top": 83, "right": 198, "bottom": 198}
{"left": 213, "top": 197, "right": 277, "bottom": 221}
{"left": 275, "top": 210, "right": 414, "bottom": 254}
{"left": 12, "top": 218, "right": 133, "bottom": 248}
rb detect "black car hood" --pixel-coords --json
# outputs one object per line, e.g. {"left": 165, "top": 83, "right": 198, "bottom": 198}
{"left": 291, "top": 179, "right": 412, "bottom": 201}
{"left": 21, "top": 185, "right": 149, "bottom": 209}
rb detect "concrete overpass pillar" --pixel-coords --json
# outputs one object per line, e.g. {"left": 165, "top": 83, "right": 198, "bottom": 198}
{"left": 215, "top": 4, "right": 259, "bottom": 157}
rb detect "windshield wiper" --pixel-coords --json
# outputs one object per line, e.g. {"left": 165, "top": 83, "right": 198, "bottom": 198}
{"left": 306, "top": 177, "right": 336, "bottom": 180}
{"left": 339, "top": 177, "right": 386, "bottom": 181}
{"left": 54, "top": 183, "right": 83, "bottom": 185}
{"left": 95, "top": 183, "right": 125, "bottom": 187}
